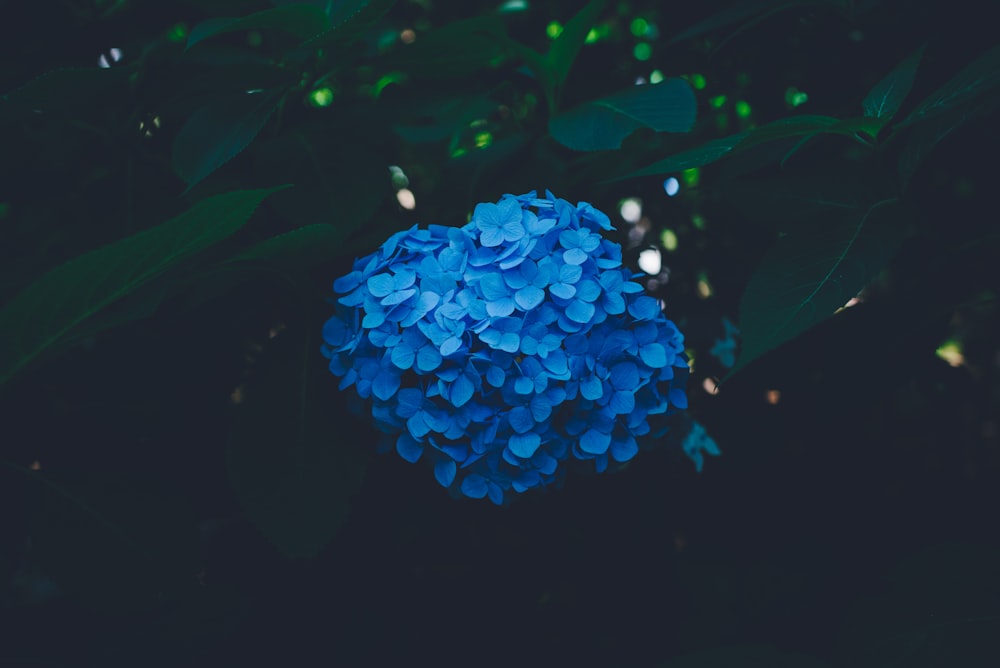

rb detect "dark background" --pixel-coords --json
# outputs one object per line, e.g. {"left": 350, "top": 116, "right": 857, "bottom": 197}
{"left": 1, "top": 0, "right": 998, "bottom": 666}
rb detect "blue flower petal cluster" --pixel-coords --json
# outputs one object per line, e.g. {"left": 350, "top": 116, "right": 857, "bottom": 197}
{"left": 322, "top": 191, "right": 695, "bottom": 504}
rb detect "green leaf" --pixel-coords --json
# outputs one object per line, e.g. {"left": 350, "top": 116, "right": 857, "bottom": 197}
{"left": 300, "top": 0, "right": 398, "bottom": 50}
{"left": 728, "top": 198, "right": 907, "bottom": 379}
{"left": 735, "top": 114, "right": 875, "bottom": 150}
{"left": 0, "top": 67, "right": 132, "bottom": 125}
{"left": 901, "top": 42, "right": 1000, "bottom": 128}
{"left": 385, "top": 15, "right": 510, "bottom": 78}
{"left": 663, "top": 644, "right": 830, "bottom": 668}
{"left": 392, "top": 93, "right": 499, "bottom": 143}
{"left": 610, "top": 115, "right": 877, "bottom": 181}
{"left": 8, "top": 464, "right": 200, "bottom": 610}
{"left": 186, "top": 4, "right": 331, "bottom": 50}
{"left": 172, "top": 88, "right": 286, "bottom": 189}
{"left": 543, "top": 0, "right": 609, "bottom": 105}
{"left": 898, "top": 92, "right": 1000, "bottom": 189}
{"left": 862, "top": 46, "right": 925, "bottom": 126}
{"left": 0, "top": 187, "right": 286, "bottom": 387}
{"left": 609, "top": 133, "right": 749, "bottom": 180}
{"left": 227, "top": 305, "right": 367, "bottom": 558}
{"left": 669, "top": 0, "right": 847, "bottom": 48}
{"left": 548, "top": 78, "right": 696, "bottom": 151}
{"left": 236, "top": 224, "right": 347, "bottom": 266}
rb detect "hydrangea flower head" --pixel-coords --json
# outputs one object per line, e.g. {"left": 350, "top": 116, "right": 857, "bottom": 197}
{"left": 322, "top": 191, "right": 707, "bottom": 504}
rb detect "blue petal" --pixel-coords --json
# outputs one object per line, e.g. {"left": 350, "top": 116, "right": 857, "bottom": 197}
{"left": 509, "top": 406, "right": 534, "bottom": 433}
{"left": 450, "top": 373, "right": 475, "bottom": 407}
{"left": 514, "top": 376, "right": 534, "bottom": 395}
{"left": 610, "top": 390, "right": 635, "bottom": 415}
{"left": 580, "top": 429, "right": 611, "bottom": 455}
{"left": 440, "top": 336, "right": 463, "bottom": 356}
{"left": 372, "top": 369, "right": 400, "bottom": 401}
{"left": 486, "top": 481, "right": 505, "bottom": 505}
{"left": 434, "top": 460, "right": 457, "bottom": 487}
{"left": 416, "top": 345, "right": 443, "bottom": 372}
{"left": 668, "top": 388, "right": 688, "bottom": 409}
{"left": 610, "top": 436, "right": 639, "bottom": 463}
{"left": 550, "top": 282, "right": 576, "bottom": 299}
{"left": 580, "top": 375, "right": 603, "bottom": 400}
{"left": 486, "top": 297, "right": 516, "bottom": 318}
{"left": 610, "top": 362, "right": 640, "bottom": 390}
{"left": 366, "top": 273, "right": 394, "bottom": 297}
{"left": 639, "top": 343, "right": 668, "bottom": 368}
{"left": 396, "top": 388, "right": 424, "bottom": 417}
{"left": 480, "top": 227, "right": 503, "bottom": 247}
{"left": 575, "top": 279, "right": 601, "bottom": 302}
{"left": 515, "top": 285, "right": 545, "bottom": 311}
{"left": 333, "top": 270, "right": 362, "bottom": 293}
{"left": 498, "top": 332, "right": 521, "bottom": 353}
{"left": 479, "top": 273, "right": 509, "bottom": 301}
{"left": 559, "top": 263, "right": 583, "bottom": 284}
{"left": 461, "top": 474, "right": 489, "bottom": 499}
{"left": 407, "top": 412, "right": 431, "bottom": 438}
{"left": 509, "top": 432, "right": 541, "bottom": 458}
{"left": 390, "top": 343, "right": 416, "bottom": 370}
{"left": 563, "top": 248, "right": 589, "bottom": 265}
{"left": 628, "top": 296, "right": 661, "bottom": 320}
{"left": 396, "top": 434, "right": 423, "bottom": 463}
{"left": 565, "top": 300, "right": 596, "bottom": 323}
{"left": 486, "top": 366, "right": 505, "bottom": 387}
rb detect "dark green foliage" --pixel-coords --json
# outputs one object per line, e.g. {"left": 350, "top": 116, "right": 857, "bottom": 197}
{"left": 1, "top": 0, "right": 999, "bottom": 665}
{"left": 227, "top": 297, "right": 368, "bottom": 558}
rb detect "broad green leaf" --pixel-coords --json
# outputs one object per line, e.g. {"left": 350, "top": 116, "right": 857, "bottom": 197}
{"left": 548, "top": 78, "right": 696, "bottom": 151}
{"left": 0, "top": 67, "right": 131, "bottom": 125}
{"left": 236, "top": 224, "right": 347, "bottom": 266}
{"left": 228, "top": 306, "right": 367, "bottom": 558}
{"left": 611, "top": 115, "right": 877, "bottom": 181}
{"left": 543, "top": 0, "right": 609, "bottom": 104}
{"left": 300, "top": 0, "right": 397, "bottom": 50}
{"left": 728, "top": 198, "right": 907, "bottom": 379}
{"left": 898, "top": 92, "right": 1000, "bottom": 189}
{"left": 863, "top": 46, "right": 925, "bottom": 125}
{"left": 392, "top": 93, "right": 498, "bottom": 143}
{"left": 670, "top": 0, "right": 847, "bottom": 48}
{"left": 172, "top": 88, "right": 286, "bottom": 189}
{"left": 8, "top": 463, "right": 200, "bottom": 610}
{"left": 608, "top": 133, "right": 748, "bottom": 181}
{"left": 0, "top": 187, "right": 286, "bottom": 387}
{"left": 901, "top": 42, "right": 1000, "bottom": 128}
{"left": 385, "top": 15, "right": 510, "bottom": 78}
{"left": 735, "top": 114, "right": 877, "bottom": 151}
{"left": 663, "top": 644, "right": 830, "bottom": 668}
{"left": 186, "top": 4, "right": 330, "bottom": 50}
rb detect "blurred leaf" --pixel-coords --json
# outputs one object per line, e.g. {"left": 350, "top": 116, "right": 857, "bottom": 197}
{"left": 186, "top": 4, "right": 331, "bottom": 50}
{"left": 543, "top": 0, "right": 609, "bottom": 105}
{"left": 9, "top": 464, "right": 200, "bottom": 610}
{"left": 662, "top": 644, "right": 830, "bottom": 667}
{"left": 549, "top": 78, "right": 696, "bottom": 151}
{"left": 612, "top": 115, "right": 877, "bottom": 181}
{"left": 862, "top": 46, "right": 924, "bottom": 126}
{"left": 0, "top": 187, "right": 286, "bottom": 387}
{"left": 300, "top": 0, "right": 397, "bottom": 50}
{"left": 898, "top": 91, "right": 1000, "bottom": 189}
{"left": 392, "top": 93, "right": 498, "bottom": 143}
{"left": 386, "top": 15, "right": 511, "bottom": 78}
{"left": 236, "top": 224, "right": 347, "bottom": 267}
{"left": 0, "top": 67, "right": 132, "bottom": 125}
{"left": 901, "top": 42, "right": 1000, "bottom": 128}
{"left": 728, "top": 197, "right": 908, "bottom": 379}
{"left": 670, "top": 0, "right": 846, "bottom": 46}
{"left": 736, "top": 115, "right": 878, "bottom": 150}
{"left": 172, "top": 88, "right": 286, "bottom": 189}
{"left": 609, "top": 133, "right": 749, "bottom": 180}
{"left": 228, "top": 304, "right": 367, "bottom": 559}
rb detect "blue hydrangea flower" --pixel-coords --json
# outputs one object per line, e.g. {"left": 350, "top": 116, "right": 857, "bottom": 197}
{"left": 321, "top": 191, "right": 711, "bottom": 504}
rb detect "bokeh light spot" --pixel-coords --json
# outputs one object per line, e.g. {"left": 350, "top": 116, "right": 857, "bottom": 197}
{"left": 663, "top": 177, "right": 679, "bottom": 196}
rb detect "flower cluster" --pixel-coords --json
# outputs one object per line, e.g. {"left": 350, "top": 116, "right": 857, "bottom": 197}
{"left": 322, "top": 191, "right": 700, "bottom": 504}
